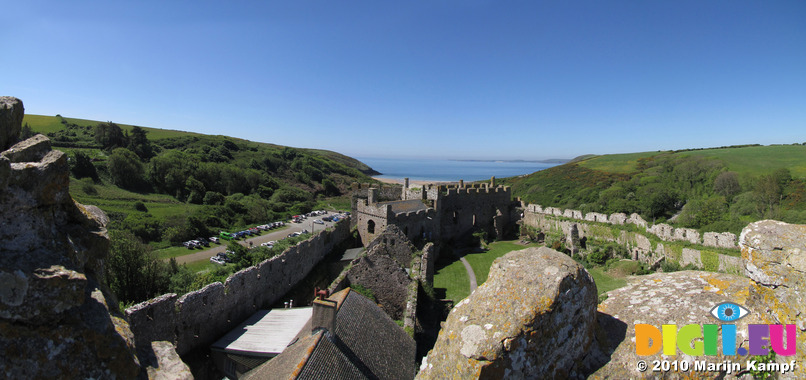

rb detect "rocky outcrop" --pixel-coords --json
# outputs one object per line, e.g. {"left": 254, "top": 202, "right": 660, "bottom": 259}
{"left": 0, "top": 96, "right": 23, "bottom": 150}
{"left": 741, "top": 220, "right": 806, "bottom": 366}
{"left": 417, "top": 247, "right": 601, "bottom": 379}
{"left": 0, "top": 97, "right": 188, "bottom": 378}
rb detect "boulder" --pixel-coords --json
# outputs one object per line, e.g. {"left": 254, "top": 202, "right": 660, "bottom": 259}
{"left": 417, "top": 247, "right": 600, "bottom": 379}
{"left": 592, "top": 271, "right": 768, "bottom": 379}
{"left": 1, "top": 133, "right": 52, "bottom": 163}
{"left": 0, "top": 96, "right": 23, "bottom": 150}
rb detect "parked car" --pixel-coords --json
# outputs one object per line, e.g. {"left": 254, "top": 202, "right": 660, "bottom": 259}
{"left": 220, "top": 231, "right": 233, "bottom": 240}
{"left": 260, "top": 242, "right": 273, "bottom": 248}
{"left": 288, "top": 232, "right": 300, "bottom": 238}
{"left": 322, "top": 216, "right": 333, "bottom": 222}
{"left": 301, "top": 229, "right": 309, "bottom": 234}
{"left": 313, "top": 219, "right": 324, "bottom": 225}
{"left": 210, "top": 256, "right": 225, "bottom": 265}
{"left": 196, "top": 238, "right": 209, "bottom": 246}
{"left": 209, "top": 236, "right": 219, "bottom": 244}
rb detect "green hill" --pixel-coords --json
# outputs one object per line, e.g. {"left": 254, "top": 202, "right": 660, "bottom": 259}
{"left": 503, "top": 144, "right": 806, "bottom": 235}
{"left": 21, "top": 113, "right": 379, "bottom": 247}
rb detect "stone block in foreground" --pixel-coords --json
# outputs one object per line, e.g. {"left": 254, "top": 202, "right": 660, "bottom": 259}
{"left": 417, "top": 247, "right": 599, "bottom": 379}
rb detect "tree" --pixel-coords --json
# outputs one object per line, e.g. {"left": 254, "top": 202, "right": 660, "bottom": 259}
{"left": 108, "top": 148, "right": 146, "bottom": 190}
{"left": 20, "top": 122, "right": 34, "bottom": 140}
{"left": 637, "top": 183, "right": 677, "bottom": 220}
{"left": 70, "top": 151, "right": 98, "bottom": 180}
{"left": 755, "top": 174, "right": 782, "bottom": 217}
{"left": 94, "top": 122, "right": 127, "bottom": 150}
{"left": 713, "top": 171, "right": 741, "bottom": 200}
{"left": 107, "top": 230, "right": 170, "bottom": 304}
{"left": 127, "top": 126, "right": 153, "bottom": 160}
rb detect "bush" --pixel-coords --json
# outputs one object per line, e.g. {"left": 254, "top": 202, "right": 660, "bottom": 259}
{"left": 134, "top": 202, "right": 148, "bottom": 212}
{"left": 587, "top": 250, "right": 608, "bottom": 266}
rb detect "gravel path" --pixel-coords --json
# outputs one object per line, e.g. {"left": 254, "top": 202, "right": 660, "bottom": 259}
{"left": 460, "top": 256, "right": 478, "bottom": 293}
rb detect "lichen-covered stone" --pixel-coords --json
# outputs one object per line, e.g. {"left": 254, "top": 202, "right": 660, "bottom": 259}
{"left": 740, "top": 220, "right": 806, "bottom": 372}
{"left": 592, "top": 271, "right": 768, "bottom": 379}
{"left": 417, "top": 247, "right": 599, "bottom": 379}
{"left": 0, "top": 99, "right": 142, "bottom": 377}
{"left": 1, "top": 133, "right": 51, "bottom": 163}
{"left": 0, "top": 96, "right": 23, "bottom": 150}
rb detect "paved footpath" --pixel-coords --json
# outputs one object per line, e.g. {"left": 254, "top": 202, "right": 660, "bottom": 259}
{"left": 459, "top": 257, "right": 478, "bottom": 292}
{"left": 174, "top": 216, "right": 340, "bottom": 264}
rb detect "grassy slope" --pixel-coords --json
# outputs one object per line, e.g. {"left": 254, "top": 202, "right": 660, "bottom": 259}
{"left": 577, "top": 145, "right": 806, "bottom": 177}
{"left": 23, "top": 114, "right": 376, "bottom": 173}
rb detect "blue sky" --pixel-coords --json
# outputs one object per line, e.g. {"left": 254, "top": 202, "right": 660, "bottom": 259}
{"left": 2, "top": 1, "right": 804, "bottom": 160}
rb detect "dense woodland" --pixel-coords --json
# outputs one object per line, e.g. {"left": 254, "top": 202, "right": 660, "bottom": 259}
{"left": 503, "top": 146, "right": 806, "bottom": 235}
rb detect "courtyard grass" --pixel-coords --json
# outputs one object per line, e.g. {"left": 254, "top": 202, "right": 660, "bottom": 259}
{"left": 433, "top": 258, "right": 470, "bottom": 302}
{"left": 587, "top": 267, "right": 628, "bottom": 296}
{"left": 464, "top": 240, "right": 540, "bottom": 285}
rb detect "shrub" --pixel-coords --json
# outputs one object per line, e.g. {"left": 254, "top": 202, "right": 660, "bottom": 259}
{"left": 134, "top": 202, "right": 148, "bottom": 212}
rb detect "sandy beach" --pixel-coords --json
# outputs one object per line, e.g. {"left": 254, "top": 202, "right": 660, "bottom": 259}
{"left": 372, "top": 176, "right": 458, "bottom": 187}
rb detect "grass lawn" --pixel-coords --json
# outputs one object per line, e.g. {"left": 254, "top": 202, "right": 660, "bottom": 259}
{"left": 587, "top": 267, "right": 628, "bottom": 296}
{"left": 184, "top": 260, "right": 216, "bottom": 274}
{"left": 463, "top": 240, "right": 539, "bottom": 285}
{"left": 435, "top": 240, "right": 634, "bottom": 303}
{"left": 433, "top": 258, "right": 470, "bottom": 302}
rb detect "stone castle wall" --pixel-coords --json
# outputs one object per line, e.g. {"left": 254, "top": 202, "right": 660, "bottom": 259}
{"left": 523, "top": 209, "right": 743, "bottom": 274}
{"left": 125, "top": 219, "right": 352, "bottom": 356}
{"left": 524, "top": 203, "right": 737, "bottom": 249}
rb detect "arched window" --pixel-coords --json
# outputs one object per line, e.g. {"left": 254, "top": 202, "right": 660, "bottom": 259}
{"left": 367, "top": 219, "right": 376, "bottom": 234}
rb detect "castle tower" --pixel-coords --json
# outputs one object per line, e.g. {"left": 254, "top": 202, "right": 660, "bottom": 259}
{"left": 368, "top": 188, "right": 378, "bottom": 204}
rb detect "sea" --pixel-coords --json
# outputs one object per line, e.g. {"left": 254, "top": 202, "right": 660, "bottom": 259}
{"left": 357, "top": 157, "right": 561, "bottom": 182}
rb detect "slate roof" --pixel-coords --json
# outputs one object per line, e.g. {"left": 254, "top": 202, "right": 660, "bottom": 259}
{"left": 378, "top": 199, "right": 429, "bottom": 215}
{"left": 242, "top": 288, "right": 416, "bottom": 380}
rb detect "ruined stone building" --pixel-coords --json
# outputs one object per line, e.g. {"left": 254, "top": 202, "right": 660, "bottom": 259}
{"left": 355, "top": 177, "right": 516, "bottom": 247}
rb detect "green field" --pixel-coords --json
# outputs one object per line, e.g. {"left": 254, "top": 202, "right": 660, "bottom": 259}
{"left": 682, "top": 145, "right": 806, "bottom": 178}
{"left": 576, "top": 145, "right": 806, "bottom": 178}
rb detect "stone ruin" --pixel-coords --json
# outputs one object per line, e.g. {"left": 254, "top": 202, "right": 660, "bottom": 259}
{"left": 0, "top": 97, "right": 190, "bottom": 378}
{"left": 526, "top": 203, "right": 738, "bottom": 249}
{"left": 420, "top": 220, "right": 806, "bottom": 379}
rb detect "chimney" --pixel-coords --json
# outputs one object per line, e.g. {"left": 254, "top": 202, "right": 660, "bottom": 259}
{"left": 312, "top": 299, "right": 337, "bottom": 333}
{"left": 368, "top": 188, "right": 378, "bottom": 204}
{"left": 459, "top": 179, "right": 464, "bottom": 188}
{"left": 404, "top": 178, "right": 409, "bottom": 189}
{"left": 491, "top": 176, "right": 496, "bottom": 187}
